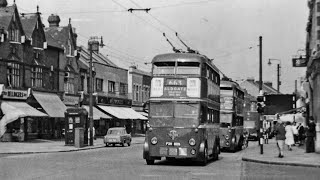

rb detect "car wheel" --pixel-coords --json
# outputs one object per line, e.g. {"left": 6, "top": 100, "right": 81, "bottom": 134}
{"left": 127, "top": 141, "right": 131, "bottom": 146}
{"left": 121, "top": 143, "right": 124, "bottom": 147}
{"left": 105, "top": 143, "right": 109, "bottom": 147}
{"left": 146, "top": 159, "right": 154, "bottom": 165}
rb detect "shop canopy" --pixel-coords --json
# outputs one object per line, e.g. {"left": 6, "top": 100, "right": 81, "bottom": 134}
{"left": 97, "top": 106, "right": 148, "bottom": 120}
{"left": 82, "top": 105, "right": 112, "bottom": 120}
{"left": 32, "top": 92, "right": 67, "bottom": 118}
{"left": 0, "top": 101, "right": 47, "bottom": 138}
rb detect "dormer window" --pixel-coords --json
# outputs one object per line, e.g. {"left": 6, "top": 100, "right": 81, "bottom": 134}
{"left": 9, "top": 26, "right": 20, "bottom": 42}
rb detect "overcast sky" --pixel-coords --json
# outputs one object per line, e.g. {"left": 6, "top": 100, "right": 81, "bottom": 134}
{"left": 11, "top": 0, "right": 308, "bottom": 93}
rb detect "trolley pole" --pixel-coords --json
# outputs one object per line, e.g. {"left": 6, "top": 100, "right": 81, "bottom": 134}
{"left": 259, "top": 36, "right": 263, "bottom": 154}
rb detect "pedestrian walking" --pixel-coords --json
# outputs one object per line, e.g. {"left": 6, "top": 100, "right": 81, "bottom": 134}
{"left": 285, "top": 121, "right": 294, "bottom": 151}
{"left": 306, "top": 117, "right": 316, "bottom": 153}
{"left": 274, "top": 119, "right": 286, "bottom": 158}
{"left": 297, "top": 122, "right": 305, "bottom": 146}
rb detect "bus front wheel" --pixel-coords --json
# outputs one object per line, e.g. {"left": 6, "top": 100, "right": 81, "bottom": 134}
{"left": 146, "top": 159, "right": 155, "bottom": 165}
{"left": 200, "top": 146, "right": 208, "bottom": 166}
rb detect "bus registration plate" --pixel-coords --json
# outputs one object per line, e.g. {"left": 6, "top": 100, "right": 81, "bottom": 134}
{"left": 169, "top": 148, "right": 178, "bottom": 156}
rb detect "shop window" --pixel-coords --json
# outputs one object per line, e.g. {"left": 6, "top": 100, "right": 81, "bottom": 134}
{"left": 6, "top": 62, "right": 20, "bottom": 88}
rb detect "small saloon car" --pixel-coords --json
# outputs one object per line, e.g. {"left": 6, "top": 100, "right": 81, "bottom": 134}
{"left": 104, "top": 127, "right": 131, "bottom": 147}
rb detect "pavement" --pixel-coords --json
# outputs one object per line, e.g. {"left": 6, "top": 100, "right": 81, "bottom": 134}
{"left": 0, "top": 136, "right": 145, "bottom": 154}
{"left": 242, "top": 138, "right": 320, "bottom": 168}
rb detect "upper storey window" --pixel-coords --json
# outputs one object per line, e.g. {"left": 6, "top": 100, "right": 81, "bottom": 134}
{"left": 9, "top": 24, "right": 20, "bottom": 42}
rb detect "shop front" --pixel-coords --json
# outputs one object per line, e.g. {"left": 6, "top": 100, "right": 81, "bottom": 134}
{"left": 96, "top": 96, "right": 148, "bottom": 136}
{"left": 81, "top": 105, "right": 111, "bottom": 136}
{"left": 0, "top": 87, "right": 48, "bottom": 142}
{"left": 28, "top": 91, "right": 67, "bottom": 139}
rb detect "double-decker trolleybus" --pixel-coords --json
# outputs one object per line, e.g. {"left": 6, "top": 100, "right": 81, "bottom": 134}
{"left": 143, "top": 53, "right": 221, "bottom": 165}
{"left": 219, "top": 79, "right": 245, "bottom": 152}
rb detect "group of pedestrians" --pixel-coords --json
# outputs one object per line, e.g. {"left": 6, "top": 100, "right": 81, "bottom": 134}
{"left": 274, "top": 117, "right": 316, "bottom": 158}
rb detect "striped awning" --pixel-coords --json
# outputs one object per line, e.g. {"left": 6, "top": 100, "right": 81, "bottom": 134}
{"left": 98, "top": 106, "right": 148, "bottom": 120}
{"left": 82, "top": 105, "right": 111, "bottom": 120}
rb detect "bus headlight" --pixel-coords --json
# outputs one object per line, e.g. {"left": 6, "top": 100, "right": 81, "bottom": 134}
{"left": 189, "top": 138, "right": 196, "bottom": 146}
{"left": 151, "top": 137, "right": 158, "bottom": 145}
{"left": 225, "top": 135, "right": 229, "bottom": 140}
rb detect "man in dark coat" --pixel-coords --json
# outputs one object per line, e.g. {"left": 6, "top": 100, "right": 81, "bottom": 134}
{"left": 274, "top": 119, "right": 286, "bottom": 158}
{"left": 297, "top": 122, "right": 305, "bottom": 146}
{"left": 306, "top": 117, "right": 316, "bottom": 153}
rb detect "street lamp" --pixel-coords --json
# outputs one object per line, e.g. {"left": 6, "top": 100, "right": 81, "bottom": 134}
{"left": 88, "top": 36, "right": 104, "bottom": 146}
{"left": 268, "top": 58, "right": 281, "bottom": 93}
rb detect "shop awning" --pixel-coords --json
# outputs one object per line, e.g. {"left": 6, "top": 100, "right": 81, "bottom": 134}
{"left": 136, "top": 111, "right": 148, "bottom": 117}
{"left": 0, "top": 101, "right": 47, "bottom": 138}
{"left": 1, "top": 101, "right": 48, "bottom": 117}
{"left": 98, "top": 106, "right": 148, "bottom": 120}
{"left": 32, "top": 92, "right": 67, "bottom": 118}
{"left": 82, "top": 105, "right": 112, "bottom": 120}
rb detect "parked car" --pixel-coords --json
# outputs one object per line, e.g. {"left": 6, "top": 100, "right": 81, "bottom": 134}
{"left": 248, "top": 132, "right": 258, "bottom": 141}
{"left": 104, "top": 127, "right": 131, "bottom": 147}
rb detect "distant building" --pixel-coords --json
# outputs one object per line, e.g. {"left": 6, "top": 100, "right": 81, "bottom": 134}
{"left": 237, "top": 78, "right": 280, "bottom": 98}
{"left": 78, "top": 45, "right": 147, "bottom": 136}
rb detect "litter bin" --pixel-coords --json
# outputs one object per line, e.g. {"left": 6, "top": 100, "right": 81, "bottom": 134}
{"left": 75, "top": 127, "right": 84, "bottom": 148}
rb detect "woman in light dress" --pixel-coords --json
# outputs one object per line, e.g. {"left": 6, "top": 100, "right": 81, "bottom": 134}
{"left": 285, "top": 121, "right": 294, "bottom": 151}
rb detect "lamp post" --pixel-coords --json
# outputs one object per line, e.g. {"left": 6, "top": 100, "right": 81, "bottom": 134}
{"left": 258, "top": 36, "right": 263, "bottom": 154}
{"left": 88, "top": 36, "right": 104, "bottom": 146}
{"left": 268, "top": 58, "right": 281, "bottom": 93}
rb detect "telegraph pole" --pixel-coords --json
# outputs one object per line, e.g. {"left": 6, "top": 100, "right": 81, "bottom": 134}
{"left": 259, "top": 36, "right": 263, "bottom": 154}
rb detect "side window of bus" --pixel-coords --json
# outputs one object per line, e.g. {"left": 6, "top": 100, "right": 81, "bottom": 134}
{"left": 202, "top": 63, "right": 207, "bottom": 77}
{"left": 200, "top": 105, "right": 207, "bottom": 123}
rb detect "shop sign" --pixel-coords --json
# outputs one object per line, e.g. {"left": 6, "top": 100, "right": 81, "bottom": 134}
{"left": 2, "top": 88, "right": 30, "bottom": 100}
{"left": 63, "top": 94, "right": 80, "bottom": 106}
{"left": 97, "top": 96, "right": 132, "bottom": 106}
{"left": 292, "top": 56, "right": 307, "bottom": 67}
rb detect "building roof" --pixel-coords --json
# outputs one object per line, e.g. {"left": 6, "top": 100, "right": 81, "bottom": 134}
{"left": 0, "top": 5, "right": 14, "bottom": 29}
{"left": 237, "top": 79, "right": 280, "bottom": 98}
{"left": 20, "top": 14, "right": 38, "bottom": 39}
{"left": 78, "top": 45, "right": 118, "bottom": 69}
{"left": 44, "top": 26, "right": 68, "bottom": 49}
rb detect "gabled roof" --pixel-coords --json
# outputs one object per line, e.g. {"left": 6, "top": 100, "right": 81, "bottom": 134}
{"left": 78, "top": 45, "right": 118, "bottom": 68}
{"left": 0, "top": 4, "right": 25, "bottom": 36}
{"left": 20, "top": 14, "right": 38, "bottom": 39}
{"left": 0, "top": 5, "right": 15, "bottom": 29}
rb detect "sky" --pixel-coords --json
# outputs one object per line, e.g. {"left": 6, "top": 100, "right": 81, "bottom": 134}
{"left": 10, "top": 0, "right": 309, "bottom": 94}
